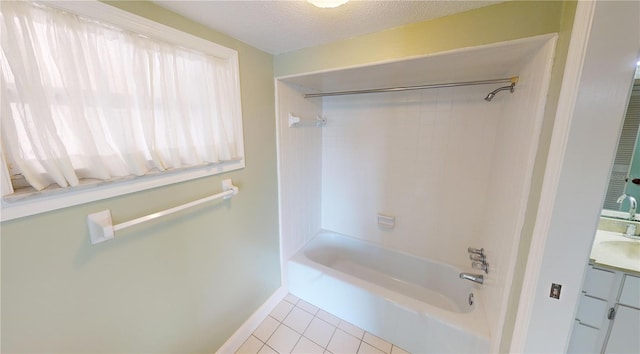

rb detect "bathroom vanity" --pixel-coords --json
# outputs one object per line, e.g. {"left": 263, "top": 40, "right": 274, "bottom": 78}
{"left": 568, "top": 226, "right": 640, "bottom": 353}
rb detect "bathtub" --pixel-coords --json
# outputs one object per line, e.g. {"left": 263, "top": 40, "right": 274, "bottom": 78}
{"left": 287, "top": 231, "right": 490, "bottom": 353}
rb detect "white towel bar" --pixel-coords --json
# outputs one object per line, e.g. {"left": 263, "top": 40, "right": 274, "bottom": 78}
{"left": 87, "top": 179, "right": 239, "bottom": 245}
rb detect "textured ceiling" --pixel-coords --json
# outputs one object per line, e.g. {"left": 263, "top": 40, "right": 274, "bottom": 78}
{"left": 153, "top": 1, "right": 504, "bottom": 55}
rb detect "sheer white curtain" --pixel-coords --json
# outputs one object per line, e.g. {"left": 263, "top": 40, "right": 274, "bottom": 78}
{"left": 0, "top": 1, "right": 243, "bottom": 195}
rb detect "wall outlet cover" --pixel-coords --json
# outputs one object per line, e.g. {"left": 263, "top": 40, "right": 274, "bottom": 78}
{"left": 550, "top": 283, "right": 562, "bottom": 299}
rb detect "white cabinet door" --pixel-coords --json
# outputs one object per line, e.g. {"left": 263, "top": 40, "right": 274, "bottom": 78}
{"left": 583, "top": 267, "right": 616, "bottom": 299}
{"left": 619, "top": 275, "right": 640, "bottom": 308}
{"left": 568, "top": 320, "right": 600, "bottom": 353}
{"left": 604, "top": 305, "right": 640, "bottom": 354}
{"left": 575, "top": 294, "right": 609, "bottom": 328}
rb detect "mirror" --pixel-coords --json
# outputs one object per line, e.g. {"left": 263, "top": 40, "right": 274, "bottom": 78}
{"left": 602, "top": 68, "right": 640, "bottom": 219}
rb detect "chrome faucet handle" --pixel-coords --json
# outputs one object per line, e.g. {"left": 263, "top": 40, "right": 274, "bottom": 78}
{"left": 472, "top": 261, "right": 489, "bottom": 274}
{"left": 460, "top": 272, "right": 484, "bottom": 284}
{"left": 468, "top": 247, "right": 484, "bottom": 256}
{"left": 469, "top": 253, "right": 486, "bottom": 263}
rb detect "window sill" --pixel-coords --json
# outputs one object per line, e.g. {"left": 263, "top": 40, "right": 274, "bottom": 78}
{"left": 1, "top": 159, "right": 244, "bottom": 222}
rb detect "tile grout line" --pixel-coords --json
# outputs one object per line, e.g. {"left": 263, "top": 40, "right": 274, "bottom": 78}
{"left": 283, "top": 303, "right": 295, "bottom": 320}
{"left": 302, "top": 315, "right": 336, "bottom": 349}
{"left": 280, "top": 321, "right": 304, "bottom": 336}
{"left": 338, "top": 319, "right": 365, "bottom": 340}
{"left": 251, "top": 296, "right": 410, "bottom": 354}
{"left": 298, "top": 308, "right": 314, "bottom": 335}
{"left": 324, "top": 321, "right": 340, "bottom": 353}
{"left": 355, "top": 337, "right": 363, "bottom": 354}
{"left": 241, "top": 334, "right": 266, "bottom": 354}
{"left": 264, "top": 343, "right": 279, "bottom": 354}
{"left": 272, "top": 309, "right": 305, "bottom": 353}
{"left": 301, "top": 318, "right": 337, "bottom": 352}
{"left": 362, "top": 333, "right": 392, "bottom": 354}
{"left": 295, "top": 301, "right": 318, "bottom": 317}
{"left": 262, "top": 319, "right": 284, "bottom": 351}
{"left": 249, "top": 332, "right": 268, "bottom": 354}
{"left": 290, "top": 329, "right": 304, "bottom": 354}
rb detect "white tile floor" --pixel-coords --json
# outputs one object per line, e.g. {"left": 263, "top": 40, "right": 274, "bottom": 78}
{"left": 236, "top": 294, "right": 410, "bottom": 354}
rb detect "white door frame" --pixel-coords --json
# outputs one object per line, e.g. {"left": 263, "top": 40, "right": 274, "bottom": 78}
{"left": 511, "top": 0, "right": 640, "bottom": 352}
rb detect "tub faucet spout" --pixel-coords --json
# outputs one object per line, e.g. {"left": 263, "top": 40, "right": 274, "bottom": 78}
{"left": 460, "top": 272, "right": 484, "bottom": 284}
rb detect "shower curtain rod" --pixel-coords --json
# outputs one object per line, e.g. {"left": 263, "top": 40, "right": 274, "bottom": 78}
{"left": 304, "top": 76, "right": 519, "bottom": 98}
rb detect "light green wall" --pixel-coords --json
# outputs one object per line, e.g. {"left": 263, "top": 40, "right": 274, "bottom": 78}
{"left": 1, "top": 2, "right": 280, "bottom": 353}
{"left": 1, "top": 1, "right": 579, "bottom": 352}
{"left": 275, "top": 0, "right": 565, "bottom": 77}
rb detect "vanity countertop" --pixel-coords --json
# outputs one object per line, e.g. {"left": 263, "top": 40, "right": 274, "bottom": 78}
{"left": 590, "top": 230, "right": 640, "bottom": 275}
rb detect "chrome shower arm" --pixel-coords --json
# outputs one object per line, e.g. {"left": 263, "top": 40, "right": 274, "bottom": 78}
{"left": 484, "top": 82, "right": 516, "bottom": 102}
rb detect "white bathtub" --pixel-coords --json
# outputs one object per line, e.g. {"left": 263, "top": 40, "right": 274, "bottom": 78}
{"left": 287, "top": 231, "right": 490, "bottom": 353}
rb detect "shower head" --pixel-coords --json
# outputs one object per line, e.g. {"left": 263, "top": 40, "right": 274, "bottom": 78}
{"left": 484, "top": 82, "right": 516, "bottom": 102}
{"left": 484, "top": 92, "right": 496, "bottom": 102}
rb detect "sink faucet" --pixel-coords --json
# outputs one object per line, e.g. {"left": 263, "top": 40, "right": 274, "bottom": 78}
{"left": 616, "top": 193, "right": 637, "bottom": 220}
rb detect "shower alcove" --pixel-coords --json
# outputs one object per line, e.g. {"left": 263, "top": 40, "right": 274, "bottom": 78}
{"left": 275, "top": 34, "right": 557, "bottom": 352}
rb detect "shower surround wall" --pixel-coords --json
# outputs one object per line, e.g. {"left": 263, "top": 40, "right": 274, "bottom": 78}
{"left": 276, "top": 82, "right": 323, "bottom": 264}
{"left": 474, "top": 40, "right": 557, "bottom": 347}
{"left": 321, "top": 86, "right": 501, "bottom": 268}
{"left": 276, "top": 35, "right": 556, "bottom": 351}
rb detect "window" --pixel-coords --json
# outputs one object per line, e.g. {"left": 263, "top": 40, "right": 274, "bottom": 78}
{"left": 0, "top": 1, "right": 245, "bottom": 221}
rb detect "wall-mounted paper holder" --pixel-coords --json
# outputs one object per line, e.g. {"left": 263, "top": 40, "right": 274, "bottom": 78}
{"left": 288, "top": 113, "right": 326, "bottom": 128}
{"left": 87, "top": 179, "right": 239, "bottom": 245}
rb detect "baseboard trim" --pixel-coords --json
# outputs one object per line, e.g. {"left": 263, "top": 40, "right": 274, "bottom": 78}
{"left": 216, "top": 286, "right": 288, "bottom": 353}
